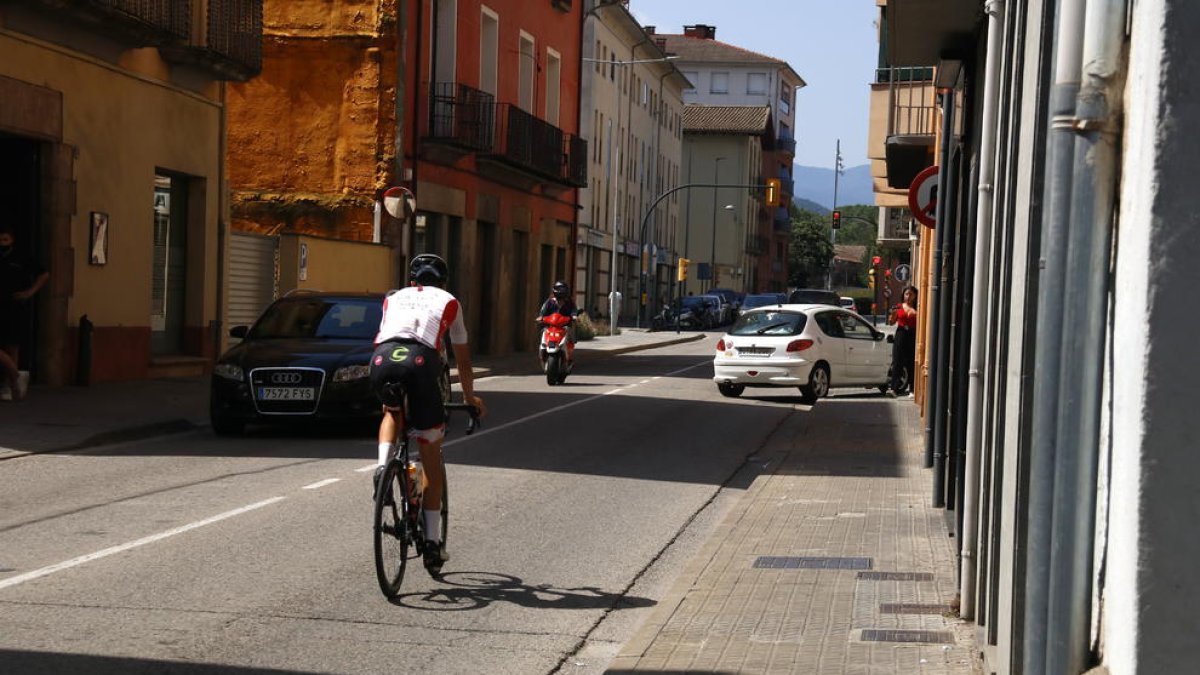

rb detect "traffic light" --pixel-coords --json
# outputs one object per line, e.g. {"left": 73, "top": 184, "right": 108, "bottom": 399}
{"left": 832, "top": 210, "right": 841, "bottom": 230}
{"left": 677, "top": 257, "right": 690, "bottom": 281}
{"left": 765, "top": 178, "right": 781, "bottom": 207}
{"left": 872, "top": 255, "right": 882, "bottom": 266}
{"left": 867, "top": 267, "right": 876, "bottom": 289}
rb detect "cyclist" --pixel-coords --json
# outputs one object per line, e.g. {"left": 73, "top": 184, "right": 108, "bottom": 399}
{"left": 370, "top": 253, "right": 486, "bottom": 576}
{"left": 536, "top": 281, "right": 579, "bottom": 366}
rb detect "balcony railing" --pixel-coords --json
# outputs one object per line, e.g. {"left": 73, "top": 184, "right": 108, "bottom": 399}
{"left": 488, "top": 104, "right": 587, "bottom": 187}
{"left": 875, "top": 66, "right": 934, "bottom": 84}
{"left": 161, "top": 0, "right": 263, "bottom": 81}
{"left": 775, "top": 136, "right": 797, "bottom": 156}
{"left": 745, "top": 234, "right": 769, "bottom": 256}
{"left": 773, "top": 207, "right": 791, "bottom": 233}
{"left": 32, "top": 0, "right": 191, "bottom": 45}
{"left": 426, "top": 82, "right": 495, "bottom": 151}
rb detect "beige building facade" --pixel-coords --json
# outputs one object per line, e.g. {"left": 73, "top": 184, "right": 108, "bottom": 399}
{"left": 578, "top": 0, "right": 687, "bottom": 321}
{"left": 681, "top": 105, "right": 770, "bottom": 295}
{"left": 0, "top": 2, "right": 262, "bottom": 385}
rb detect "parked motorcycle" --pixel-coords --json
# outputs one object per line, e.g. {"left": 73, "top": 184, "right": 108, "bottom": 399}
{"left": 650, "top": 305, "right": 677, "bottom": 331}
{"left": 537, "top": 312, "right": 575, "bottom": 385}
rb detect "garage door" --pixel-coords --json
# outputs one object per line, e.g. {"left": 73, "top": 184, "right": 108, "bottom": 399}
{"left": 228, "top": 232, "right": 278, "bottom": 335}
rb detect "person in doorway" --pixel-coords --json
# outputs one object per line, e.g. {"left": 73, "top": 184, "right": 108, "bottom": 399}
{"left": 0, "top": 226, "right": 49, "bottom": 401}
{"left": 887, "top": 286, "right": 919, "bottom": 395}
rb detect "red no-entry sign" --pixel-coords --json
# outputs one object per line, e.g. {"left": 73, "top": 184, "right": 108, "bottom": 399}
{"left": 908, "top": 165, "right": 940, "bottom": 228}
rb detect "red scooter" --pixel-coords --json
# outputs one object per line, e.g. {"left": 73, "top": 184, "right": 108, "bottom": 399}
{"left": 537, "top": 312, "right": 575, "bottom": 385}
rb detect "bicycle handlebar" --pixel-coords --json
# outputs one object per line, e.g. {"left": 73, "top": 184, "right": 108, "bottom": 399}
{"left": 444, "top": 402, "right": 482, "bottom": 435}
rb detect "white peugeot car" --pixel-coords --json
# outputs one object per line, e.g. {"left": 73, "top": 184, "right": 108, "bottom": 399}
{"left": 712, "top": 304, "right": 892, "bottom": 402}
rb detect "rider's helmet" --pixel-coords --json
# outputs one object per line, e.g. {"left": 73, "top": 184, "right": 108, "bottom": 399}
{"left": 551, "top": 280, "right": 570, "bottom": 301}
{"left": 409, "top": 253, "right": 449, "bottom": 288}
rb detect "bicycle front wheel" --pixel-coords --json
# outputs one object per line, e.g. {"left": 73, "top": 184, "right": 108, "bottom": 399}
{"left": 374, "top": 461, "right": 411, "bottom": 598}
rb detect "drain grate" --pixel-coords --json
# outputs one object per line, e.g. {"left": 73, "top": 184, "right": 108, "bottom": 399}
{"left": 857, "top": 571, "right": 935, "bottom": 581}
{"left": 753, "top": 556, "right": 872, "bottom": 570}
{"left": 861, "top": 629, "right": 955, "bottom": 644}
{"left": 880, "top": 603, "right": 955, "bottom": 615}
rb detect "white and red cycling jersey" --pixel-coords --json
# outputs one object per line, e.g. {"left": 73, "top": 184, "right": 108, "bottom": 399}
{"left": 375, "top": 285, "right": 468, "bottom": 349}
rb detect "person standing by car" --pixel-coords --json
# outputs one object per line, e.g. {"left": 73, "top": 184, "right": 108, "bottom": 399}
{"left": 887, "top": 286, "right": 919, "bottom": 395}
{"left": 370, "top": 253, "right": 486, "bottom": 576}
{"left": 0, "top": 226, "right": 49, "bottom": 401}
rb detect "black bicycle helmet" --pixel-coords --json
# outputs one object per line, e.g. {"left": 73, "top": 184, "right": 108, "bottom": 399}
{"left": 409, "top": 253, "right": 449, "bottom": 287}
{"left": 552, "top": 280, "right": 569, "bottom": 300}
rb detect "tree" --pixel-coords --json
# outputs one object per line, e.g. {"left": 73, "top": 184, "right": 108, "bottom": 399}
{"left": 788, "top": 208, "right": 833, "bottom": 288}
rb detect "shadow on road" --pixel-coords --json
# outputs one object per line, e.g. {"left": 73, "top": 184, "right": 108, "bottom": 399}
{"left": 0, "top": 650, "right": 310, "bottom": 675}
{"left": 389, "top": 570, "right": 656, "bottom": 613}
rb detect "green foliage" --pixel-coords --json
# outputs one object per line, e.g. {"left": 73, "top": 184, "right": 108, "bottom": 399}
{"left": 575, "top": 312, "right": 597, "bottom": 341}
{"left": 788, "top": 207, "right": 834, "bottom": 288}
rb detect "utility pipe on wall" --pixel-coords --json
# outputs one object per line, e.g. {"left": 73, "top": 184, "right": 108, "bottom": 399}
{"left": 1022, "top": 0, "right": 1087, "bottom": 672}
{"left": 1044, "top": 1, "right": 1127, "bottom": 672}
{"left": 959, "top": 0, "right": 1008, "bottom": 621}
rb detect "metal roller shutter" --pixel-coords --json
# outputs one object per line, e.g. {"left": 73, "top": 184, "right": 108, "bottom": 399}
{"left": 227, "top": 232, "right": 277, "bottom": 336}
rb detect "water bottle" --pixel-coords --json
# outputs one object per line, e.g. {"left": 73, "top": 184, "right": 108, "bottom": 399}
{"left": 408, "top": 460, "right": 425, "bottom": 501}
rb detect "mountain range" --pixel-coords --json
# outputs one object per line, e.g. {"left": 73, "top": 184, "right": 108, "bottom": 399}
{"left": 791, "top": 164, "right": 874, "bottom": 211}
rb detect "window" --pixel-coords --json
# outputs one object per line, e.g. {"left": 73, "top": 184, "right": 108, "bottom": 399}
{"left": 545, "top": 47, "right": 561, "bottom": 124}
{"left": 779, "top": 80, "right": 792, "bottom": 114}
{"left": 838, "top": 313, "right": 879, "bottom": 341}
{"left": 479, "top": 7, "right": 498, "bottom": 96}
{"left": 710, "top": 71, "right": 729, "bottom": 94}
{"left": 641, "top": 81, "right": 649, "bottom": 106}
{"left": 748, "top": 72, "right": 767, "bottom": 95}
{"left": 682, "top": 71, "right": 697, "bottom": 92}
{"left": 518, "top": 32, "right": 535, "bottom": 112}
{"left": 594, "top": 41, "right": 601, "bottom": 73}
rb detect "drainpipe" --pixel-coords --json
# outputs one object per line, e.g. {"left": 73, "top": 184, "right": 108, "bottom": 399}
{"left": 925, "top": 84, "right": 956, "bottom": 492}
{"left": 1022, "top": 0, "right": 1087, "bottom": 672}
{"left": 1043, "top": 1, "right": 1126, "bottom": 672}
{"left": 959, "top": 0, "right": 1007, "bottom": 620}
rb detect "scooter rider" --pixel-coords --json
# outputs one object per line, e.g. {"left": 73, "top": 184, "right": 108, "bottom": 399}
{"left": 537, "top": 281, "right": 579, "bottom": 364}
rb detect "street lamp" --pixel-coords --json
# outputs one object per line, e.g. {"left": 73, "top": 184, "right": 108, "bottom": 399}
{"left": 710, "top": 157, "right": 726, "bottom": 292}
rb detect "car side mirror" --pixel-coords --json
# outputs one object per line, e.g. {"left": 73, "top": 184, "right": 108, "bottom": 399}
{"left": 229, "top": 325, "right": 249, "bottom": 339}
{"left": 886, "top": 333, "right": 895, "bottom": 344}
{"left": 873, "top": 331, "right": 885, "bottom": 342}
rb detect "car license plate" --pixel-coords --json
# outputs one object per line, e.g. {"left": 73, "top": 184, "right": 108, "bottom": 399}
{"left": 738, "top": 347, "right": 773, "bottom": 356}
{"left": 258, "top": 387, "right": 316, "bottom": 401}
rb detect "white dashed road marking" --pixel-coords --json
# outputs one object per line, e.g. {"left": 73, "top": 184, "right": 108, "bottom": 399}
{"left": 302, "top": 478, "right": 341, "bottom": 490}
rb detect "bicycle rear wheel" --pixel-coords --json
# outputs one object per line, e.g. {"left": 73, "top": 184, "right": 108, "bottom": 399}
{"left": 374, "top": 461, "right": 411, "bottom": 598}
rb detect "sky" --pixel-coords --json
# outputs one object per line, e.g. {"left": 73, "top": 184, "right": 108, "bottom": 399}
{"left": 628, "top": 0, "right": 879, "bottom": 169}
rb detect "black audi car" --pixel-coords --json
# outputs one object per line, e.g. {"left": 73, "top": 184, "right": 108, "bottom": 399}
{"left": 210, "top": 292, "right": 385, "bottom": 435}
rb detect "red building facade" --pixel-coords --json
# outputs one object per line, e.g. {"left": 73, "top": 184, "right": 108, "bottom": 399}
{"left": 404, "top": 0, "right": 586, "bottom": 354}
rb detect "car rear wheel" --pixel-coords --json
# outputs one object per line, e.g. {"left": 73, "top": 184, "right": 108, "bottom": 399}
{"left": 799, "top": 364, "right": 830, "bottom": 404}
{"left": 717, "top": 383, "right": 745, "bottom": 398}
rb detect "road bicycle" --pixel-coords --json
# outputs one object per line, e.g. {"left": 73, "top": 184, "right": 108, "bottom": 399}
{"left": 373, "top": 399, "right": 480, "bottom": 599}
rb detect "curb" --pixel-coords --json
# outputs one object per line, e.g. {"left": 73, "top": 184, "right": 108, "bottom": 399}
{"left": 450, "top": 332, "right": 707, "bottom": 383}
{"left": 2, "top": 334, "right": 708, "bottom": 460}
{"left": 0, "top": 418, "right": 202, "bottom": 461}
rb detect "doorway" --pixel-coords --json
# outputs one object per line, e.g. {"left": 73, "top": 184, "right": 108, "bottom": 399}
{"left": 151, "top": 174, "right": 189, "bottom": 355}
{"left": 0, "top": 134, "right": 42, "bottom": 374}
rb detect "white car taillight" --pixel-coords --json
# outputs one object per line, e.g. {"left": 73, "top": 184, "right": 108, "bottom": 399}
{"left": 786, "top": 339, "right": 814, "bottom": 352}
{"left": 716, "top": 338, "right": 726, "bottom": 351}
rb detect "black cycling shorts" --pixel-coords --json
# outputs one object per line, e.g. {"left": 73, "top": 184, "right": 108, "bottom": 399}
{"left": 369, "top": 340, "right": 446, "bottom": 431}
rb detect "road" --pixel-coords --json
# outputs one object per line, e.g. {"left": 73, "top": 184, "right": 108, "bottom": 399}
{"left": 0, "top": 340, "right": 802, "bottom": 674}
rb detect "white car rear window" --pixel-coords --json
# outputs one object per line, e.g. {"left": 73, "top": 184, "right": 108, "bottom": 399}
{"left": 728, "top": 311, "right": 807, "bottom": 336}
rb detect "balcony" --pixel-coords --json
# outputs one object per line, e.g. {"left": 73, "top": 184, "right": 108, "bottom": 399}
{"left": 425, "top": 82, "right": 496, "bottom": 154}
{"left": 479, "top": 104, "right": 587, "bottom": 189}
{"left": 745, "top": 234, "right": 769, "bottom": 256}
{"left": 161, "top": 0, "right": 263, "bottom": 81}
{"left": 773, "top": 206, "right": 791, "bottom": 233}
{"left": 30, "top": 0, "right": 191, "bottom": 46}
{"left": 775, "top": 136, "right": 797, "bottom": 156}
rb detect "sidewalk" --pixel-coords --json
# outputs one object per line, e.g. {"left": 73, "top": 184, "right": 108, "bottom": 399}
{"left": 0, "top": 328, "right": 703, "bottom": 460}
{"left": 608, "top": 396, "right": 981, "bottom": 674}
